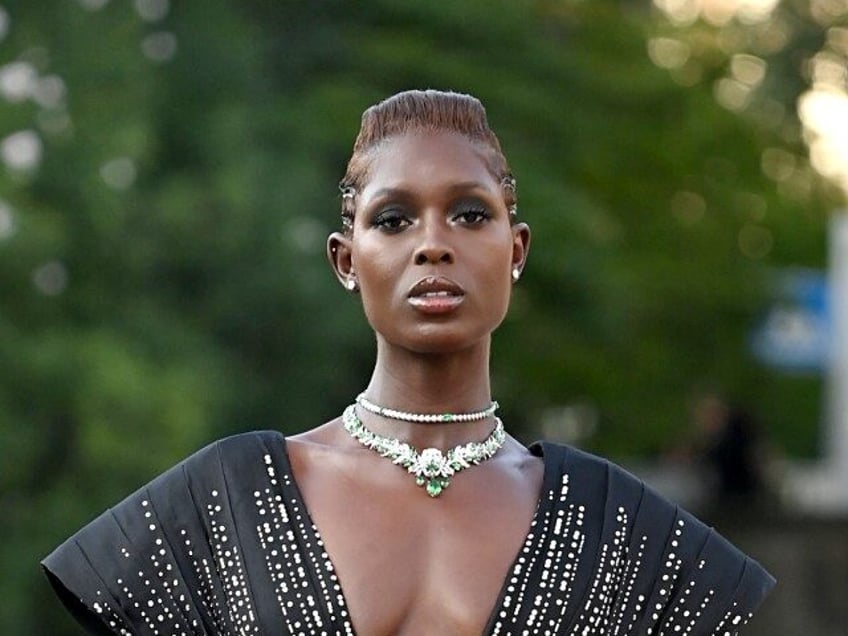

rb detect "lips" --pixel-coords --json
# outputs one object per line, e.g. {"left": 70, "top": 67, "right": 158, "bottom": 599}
{"left": 407, "top": 276, "right": 465, "bottom": 314}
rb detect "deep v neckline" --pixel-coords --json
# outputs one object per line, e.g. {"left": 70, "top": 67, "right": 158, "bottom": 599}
{"left": 42, "top": 432, "right": 776, "bottom": 636}
{"left": 279, "top": 438, "right": 556, "bottom": 636}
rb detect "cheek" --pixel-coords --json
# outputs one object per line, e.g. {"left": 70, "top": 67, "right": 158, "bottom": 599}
{"left": 352, "top": 241, "right": 408, "bottom": 323}
{"left": 476, "top": 237, "right": 514, "bottom": 284}
{"left": 467, "top": 245, "right": 514, "bottom": 319}
{"left": 479, "top": 262, "right": 510, "bottom": 295}
{"left": 354, "top": 242, "right": 402, "bottom": 287}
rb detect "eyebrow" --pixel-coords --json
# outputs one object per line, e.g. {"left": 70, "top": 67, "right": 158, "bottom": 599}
{"left": 367, "top": 181, "right": 493, "bottom": 200}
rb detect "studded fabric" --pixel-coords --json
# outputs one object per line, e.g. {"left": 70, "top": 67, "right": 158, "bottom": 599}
{"left": 42, "top": 432, "right": 774, "bottom": 635}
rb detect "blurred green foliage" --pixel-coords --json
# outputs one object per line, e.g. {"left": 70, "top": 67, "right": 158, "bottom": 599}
{"left": 0, "top": 0, "right": 839, "bottom": 632}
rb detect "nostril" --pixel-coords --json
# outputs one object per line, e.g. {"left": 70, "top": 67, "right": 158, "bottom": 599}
{"left": 414, "top": 245, "right": 454, "bottom": 265}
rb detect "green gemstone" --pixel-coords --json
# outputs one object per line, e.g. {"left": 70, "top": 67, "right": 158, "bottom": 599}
{"left": 426, "top": 480, "right": 444, "bottom": 497}
{"left": 415, "top": 476, "right": 425, "bottom": 486}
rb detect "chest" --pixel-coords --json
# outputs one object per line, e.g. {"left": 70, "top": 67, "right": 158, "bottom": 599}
{"left": 292, "top": 450, "right": 543, "bottom": 635}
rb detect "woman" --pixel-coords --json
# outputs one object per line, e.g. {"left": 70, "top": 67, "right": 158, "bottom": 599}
{"left": 43, "top": 90, "right": 774, "bottom": 635}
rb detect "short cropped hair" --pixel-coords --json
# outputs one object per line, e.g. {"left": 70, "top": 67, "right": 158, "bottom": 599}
{"left": 339, "top": 90, "right": 516, "bottom": 231}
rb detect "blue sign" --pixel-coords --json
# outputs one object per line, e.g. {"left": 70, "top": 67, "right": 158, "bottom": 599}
{"left": 750, "top": 268, "right": 830, "bottom": 373}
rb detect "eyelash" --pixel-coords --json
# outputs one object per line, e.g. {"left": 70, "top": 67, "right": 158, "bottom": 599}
{"left": 452, "top": 204, "right": 491, "bottom": 225}
{"left": 370, "top": 202, "right": 492, "bottom": 232}
{"left": 372, "top": 209, "right": 410, "bottom": 232}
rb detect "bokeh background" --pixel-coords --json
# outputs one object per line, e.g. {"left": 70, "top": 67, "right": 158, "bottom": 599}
{"left": 2, "top": 0, "right": 847, "bottom": 633}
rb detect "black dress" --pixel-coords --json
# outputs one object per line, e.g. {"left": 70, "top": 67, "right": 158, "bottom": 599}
{"left": 42, "top": 431, "right": 775, "bottom": 635}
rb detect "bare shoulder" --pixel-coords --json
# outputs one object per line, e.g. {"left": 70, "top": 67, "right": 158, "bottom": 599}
{"left": 284, "top": 417, "right": 363, "bottom": 479}
{"left": 287, "top": 418, "right": 343, "bottom": 446}
{"left": 501, "top": 436, "right": 544, "bottom": 480}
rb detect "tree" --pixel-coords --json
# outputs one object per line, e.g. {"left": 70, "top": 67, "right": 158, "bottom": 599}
{"left": 0, "top": 0, "right": 832, "bottom": 632}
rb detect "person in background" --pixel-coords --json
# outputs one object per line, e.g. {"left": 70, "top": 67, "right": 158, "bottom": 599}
{"left": 689, "top": 390, "right": 773, "bottom": 518}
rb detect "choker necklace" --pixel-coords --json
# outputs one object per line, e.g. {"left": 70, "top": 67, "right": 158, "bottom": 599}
{"left": 355, "top": 392, "right": 499, "bottom": 423}
{"left": 342, "top": 404, "right": 506, "bottom": 497}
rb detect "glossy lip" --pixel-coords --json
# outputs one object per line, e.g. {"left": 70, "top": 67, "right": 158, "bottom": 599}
{"left": 407, "top": 276, "right": 465, "bottom": 314}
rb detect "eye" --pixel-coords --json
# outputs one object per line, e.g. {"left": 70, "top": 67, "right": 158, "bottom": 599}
{"left": 372, "top": 208, "right": 412, "bottom": 233}
{"left": 452, "top": 202, "right": 491, "bottom": 226}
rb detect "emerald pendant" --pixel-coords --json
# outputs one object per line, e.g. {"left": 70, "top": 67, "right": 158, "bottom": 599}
{"left": 426, "top": 480, "right": 446, "bottom": 497}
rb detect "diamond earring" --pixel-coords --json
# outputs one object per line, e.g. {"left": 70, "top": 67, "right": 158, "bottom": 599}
{"left": 345, "top": 278, "right": 357, "bottom": 291}
{"left": 512, "top": 267, "right": 521, "bottom": 282}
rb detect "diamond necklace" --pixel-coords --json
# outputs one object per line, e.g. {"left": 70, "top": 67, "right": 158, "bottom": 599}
{"left": 355, "top": 392, "right": 499, "bottom": 423}
{"left": 342, "top": 404, "right": 506, "bottom": 497}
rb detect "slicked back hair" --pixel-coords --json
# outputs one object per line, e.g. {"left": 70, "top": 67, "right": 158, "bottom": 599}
{"left": 339, "top": 90, "right": 516, "bottom": 232}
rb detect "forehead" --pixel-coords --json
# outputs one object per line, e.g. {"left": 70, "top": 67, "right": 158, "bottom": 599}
{"left": 359, "top": 130, "right": 501, "bottom": 201}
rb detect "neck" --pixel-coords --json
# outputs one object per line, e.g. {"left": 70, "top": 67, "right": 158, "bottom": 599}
{"left": 359, "top": 337, "right": 496, "bottom": 449}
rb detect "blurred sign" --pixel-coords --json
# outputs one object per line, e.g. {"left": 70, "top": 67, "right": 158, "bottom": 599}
{"left": 750, "top": 268, "right": 830, "bottom": 373}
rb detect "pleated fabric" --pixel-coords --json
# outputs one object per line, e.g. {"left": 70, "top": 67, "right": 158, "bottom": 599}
{"left": 43, "top": 432, "right": 354, "bottom": 635}
{"left": 486, "top": 442, "right": 774, "bottom": 636}
{"left": 43, "top": 433, "right": 774, "bottom": 635}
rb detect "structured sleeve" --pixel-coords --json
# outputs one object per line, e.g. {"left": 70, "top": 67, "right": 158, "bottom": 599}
{"left": 564, "top": 443, "right": 774, "bottom": 636}
{"left": 489, "top": 441, "right": 774, "bottom": 636}
{"left": 41, "top": 431, "right": 285, "bottom": 635}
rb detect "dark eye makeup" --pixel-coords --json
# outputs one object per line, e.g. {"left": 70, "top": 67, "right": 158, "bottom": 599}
{"left": 451, "top": 200, "right": 492, "bottom": 225}
{"left": 371, "top": 207, "right": 411, "bottom": 232}
{"left": 366, "top": 195, "right": 495, "bottom": 233}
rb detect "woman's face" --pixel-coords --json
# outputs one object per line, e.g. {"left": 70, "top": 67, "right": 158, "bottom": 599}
{"left": 330, "top": 130, "right": 530, "bottom": 354}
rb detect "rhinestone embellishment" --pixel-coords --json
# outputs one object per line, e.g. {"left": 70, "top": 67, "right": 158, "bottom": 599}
{"left": 342, "top": 404, "right": 506, "bottom": 497}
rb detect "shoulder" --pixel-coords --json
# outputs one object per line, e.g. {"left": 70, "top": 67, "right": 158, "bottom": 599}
{"left": 527, "top": 440, "right": 775, "bottom": 633}
{"left": 143, "top": 429, "right": 287, "bottom": 484}
{"left": 41, "top": 429, "right": 296, "bottom": 634}
{"left": 187, "top": 429, "right": 286, "bottom": 461}
{"left": 44, "top": 429, "right": 290, "bottom": 568}
{"left": 531, "top": 440, "right": 745, "bottom": 552}
{"left": 530, "top": 439, "right": 651, "bottom": 509}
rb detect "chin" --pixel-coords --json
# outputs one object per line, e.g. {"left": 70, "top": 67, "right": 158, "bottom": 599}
{"left": 392, "top": 325, "right": 493, "bottom": 355}
{"left": 407, "top": 340, "right": 473, "bottom": 355}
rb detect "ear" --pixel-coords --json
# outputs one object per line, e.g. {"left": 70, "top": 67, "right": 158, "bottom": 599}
{"left": 327, "top": 231, "right": 355, "bottom": 287}
{"left": 511, "top": 222, "right": 531, "bottom": 274}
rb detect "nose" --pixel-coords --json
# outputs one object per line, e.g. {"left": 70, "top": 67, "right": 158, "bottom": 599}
{"left": 413, "top": 219, "right": 455, "bottom": 265}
